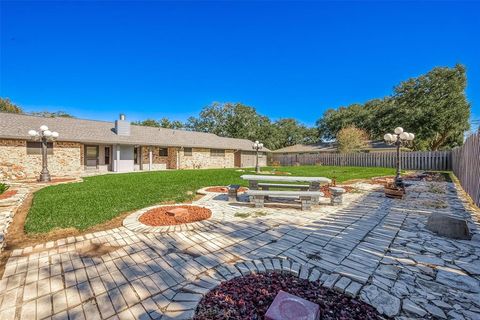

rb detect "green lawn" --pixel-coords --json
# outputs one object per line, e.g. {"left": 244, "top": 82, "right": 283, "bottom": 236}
{"left": 26, "top": 165, "right": 395, "bottom": 234}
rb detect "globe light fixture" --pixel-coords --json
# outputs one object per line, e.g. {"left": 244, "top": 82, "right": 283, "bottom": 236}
{"left": 28, "top": 125, "right": 59, "bottom": 182}
{"left": 394, "top": 127, "right": 403, "bottom": 134}
{"left": 252, "top": 140, "right": 264, "bottom": 173}
{"left": 384, "top": 127, "right": 415, "bottom": 187}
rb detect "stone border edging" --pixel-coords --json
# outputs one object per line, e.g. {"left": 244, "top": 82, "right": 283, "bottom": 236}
{"left": 122, "top": 204, "right": 221, "bottom": 233}
{"left": 196, "top": 186, "right": 248, "bottom": 196}
{"left": 0, "top": 185, "right": 29, "bottom": 252}
{"left": 162, "top": 257, "right": 366, "bottom": 319}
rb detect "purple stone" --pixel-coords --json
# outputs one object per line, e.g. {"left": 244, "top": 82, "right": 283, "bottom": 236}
{"left": 265, "top": 290, "right": 320, "bottom": 320}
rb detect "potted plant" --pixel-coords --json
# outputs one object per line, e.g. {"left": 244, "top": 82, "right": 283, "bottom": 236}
{"left": 384, "top": 182, "right": 405, "bottom": 199}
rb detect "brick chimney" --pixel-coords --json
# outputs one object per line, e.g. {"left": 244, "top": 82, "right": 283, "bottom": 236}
{"left": 115, "top": 114, "right": 130, "bottom": 136}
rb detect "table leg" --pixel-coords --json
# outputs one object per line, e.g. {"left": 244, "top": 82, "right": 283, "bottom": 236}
{"left": 309, "top": 182, "right": 320, "bottom": 205}
{"left": 249, "top": 180, "right": 258, "bottom": 202}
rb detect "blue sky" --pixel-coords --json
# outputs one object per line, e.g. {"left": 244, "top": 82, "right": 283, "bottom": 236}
{"left": 1, "top": 1, "right": 479, "bottom": 129}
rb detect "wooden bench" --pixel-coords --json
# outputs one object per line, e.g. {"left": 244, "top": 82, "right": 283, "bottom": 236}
{"left": 246, "top": 190, "right": 324, "bottom": 211}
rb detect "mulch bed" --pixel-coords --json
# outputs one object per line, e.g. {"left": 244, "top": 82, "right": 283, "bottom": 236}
{"left": 321, "top": 185, "right": 355, "bottom": 198}
{"left": 404, "top": 171, "right": 451, "bottom": 182}
{"left": 0, "top": 189, "right": 18, "bottom": 200}
{"left": 139, "top": 205, "right": 211, "bottom": 226}
{"left": 194, "top": 272, "right": 384, "bottom": 320}
{"left": 205, "top": 187, "right": 249, "bottom": 193}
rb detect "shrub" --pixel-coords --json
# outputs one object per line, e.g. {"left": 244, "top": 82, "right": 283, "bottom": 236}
{"left": 0, "top": 183, "right": 7, "bottom": 195}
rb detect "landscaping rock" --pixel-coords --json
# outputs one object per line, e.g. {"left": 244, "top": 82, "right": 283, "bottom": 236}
{"left": 402, "top": 299, "right": 426, "bottom": 317}
{"left": 166, "top": 207, "right": 189, "bottom": 217}
{"left": 455, "top": 259, "right": 480, "bottom": 276}
{"left": 412, "top": 255, "right": 445, "bottom": 266}
{"left": 436, "top": 268, "right": 480, "bottom": 293}
{"left": 424, "top": 303, "right": 447, "bottom": 319}
{"left": 360, "top": 285, "right": 401, "bottom": 317}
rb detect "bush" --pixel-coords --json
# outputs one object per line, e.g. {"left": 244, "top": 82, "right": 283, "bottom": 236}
{"left": 0, "top": 183, "right": 7, "bottom": 195}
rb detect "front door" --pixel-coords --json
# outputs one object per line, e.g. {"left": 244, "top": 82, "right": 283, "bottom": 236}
{"left": 85, "top": 145, "right": 99, "bottom": 168}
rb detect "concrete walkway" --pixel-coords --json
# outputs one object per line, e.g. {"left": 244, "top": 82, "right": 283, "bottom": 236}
{"left": 0, "top": 180, "right": 479, "bottom": 319}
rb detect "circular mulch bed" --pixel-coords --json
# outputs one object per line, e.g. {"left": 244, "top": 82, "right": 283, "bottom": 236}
{"left": 205, "top": 186, "right": 248, "bottom": 193}
{"left": 194, "top": 272, "right": 383, "bottom": 320}
{"left": 139, "top": 205, "right": 211, "bottom": 226}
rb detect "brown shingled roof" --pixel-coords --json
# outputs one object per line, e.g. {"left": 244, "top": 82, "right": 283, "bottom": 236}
{"left": 0, "top": 112, "right": 270, "bottom": 152}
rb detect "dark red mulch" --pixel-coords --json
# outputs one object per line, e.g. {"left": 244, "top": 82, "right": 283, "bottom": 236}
{"left": 193, "top": 272, "right": 385, "bottom": 320}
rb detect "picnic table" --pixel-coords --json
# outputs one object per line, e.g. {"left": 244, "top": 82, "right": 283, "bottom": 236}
{"left": 241, "top": 174, "right": 331, "bottom": 190}
{"left": 240, "top": 174, "right": 332, "bottom": 207}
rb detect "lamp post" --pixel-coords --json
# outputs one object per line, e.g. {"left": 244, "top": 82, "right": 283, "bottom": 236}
{"left": 252, "top": 140, "right": 264, "bottom": 173}
{"left": 28, "top": 125, "right": 59, "bottom": 182}
{"left": 383, "top": 127, "right": 414, "bottom": 188}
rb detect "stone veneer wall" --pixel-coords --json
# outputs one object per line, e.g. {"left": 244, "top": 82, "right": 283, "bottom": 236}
{"left": 178, "top": 148, "right": 235, "bottom": 169}
{"left": 0, "top": 139, "right": 83, "bottom": 180}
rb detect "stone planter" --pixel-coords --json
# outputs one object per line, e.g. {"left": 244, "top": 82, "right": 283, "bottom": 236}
{"left": 329, "top": 187, "right": 346, "bottom": 206}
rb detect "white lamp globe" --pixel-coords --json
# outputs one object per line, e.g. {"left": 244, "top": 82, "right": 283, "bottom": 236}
{"left": 39, "top": 125, "right": 49, "bottom": 131}
{"left": 394, "top": 127, "right": 404, "bottom": 134}
{"left": 51, "top": 131, "right": 59, "bottom": 138}
{"left": 255, "top": 140, "right": 259, "bottom": 144}
{"left": 408, "top": 133, "right": 415, "bottom": 140}
{"left": 383, "top": 133, "right": 392, "bottom": 141}
{"left": 400, "top": 132, "right": 409, "bottom": 140}
{"left": 43, "top": 130, "right": 52, "bottom": 137}
{"left": 259, "top": 143, "right": 263, "bottom": 148}
{"left": 28, "top": 130, "right": 38, "bottom": 137}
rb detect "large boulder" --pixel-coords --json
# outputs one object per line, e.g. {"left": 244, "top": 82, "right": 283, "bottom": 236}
{"left": 426, "top": 213, "right": 471, "bottom": 240}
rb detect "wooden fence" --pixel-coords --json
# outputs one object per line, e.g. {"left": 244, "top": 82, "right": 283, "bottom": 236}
{"left": 271, "top": 151, "right": 452, "bottom": 171}
{"left": 452, "top": 132, "right": 480, "bottom": 207}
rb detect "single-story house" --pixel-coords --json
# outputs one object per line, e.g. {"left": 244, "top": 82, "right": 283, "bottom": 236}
{"left": 0, "top": 112, "right": 268, "bottom": 180}
{"left": 272, "top": 141, "right": 401, "bottom": 155}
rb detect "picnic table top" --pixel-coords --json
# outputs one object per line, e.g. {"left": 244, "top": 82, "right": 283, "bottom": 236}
{"left": 240, "top": 174, "right": 331, "bottom": 183}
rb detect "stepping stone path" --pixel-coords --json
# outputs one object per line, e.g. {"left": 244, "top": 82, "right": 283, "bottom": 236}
{"left": 0, "top": 179, "right": 479, "bottom": 319}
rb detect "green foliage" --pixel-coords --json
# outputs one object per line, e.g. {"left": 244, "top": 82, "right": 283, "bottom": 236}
{"left": 26, "top": 166, "right": 394, "bottom": 234}
{"left": 0, "top": 98, "right": 75, "bottom": 118}
{"left": 273, "top": 119, "right": 319, "bottom": 149}
{"left": 0, "top": 97, "right": 23, "bottom": 113}
{"left": 316, "top": 65, "right": 471, "bottom": 150}
{"left": 186, "top": 102, "right": 318, "bottom": 150}
{"left": 336, "top": 126, "right": 370, "bottom": 153}
{"left": 0, "top": 183, "right": 8, "bottom": 195}
{"left": 30, "top": 111, "right": 74, "bottom": 118}
{"left": 132, "top": 117, "right": 184, "bottom": 129}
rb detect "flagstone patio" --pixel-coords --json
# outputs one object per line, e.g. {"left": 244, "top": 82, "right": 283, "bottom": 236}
{"left": 0, "top": 179, "right": 479, "bottom": 319}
